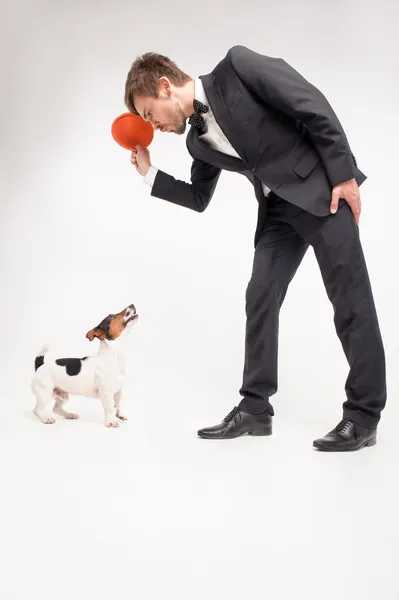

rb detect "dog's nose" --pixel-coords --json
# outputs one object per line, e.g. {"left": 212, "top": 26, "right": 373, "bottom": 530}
{"left": 129, "top": 303, "right": 135, "bottom": 312}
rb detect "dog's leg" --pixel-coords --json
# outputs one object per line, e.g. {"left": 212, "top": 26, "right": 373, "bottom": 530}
{"left": 53, "top": 390, "right": 79, "bottom": 420}
{"left": 100, "top": 393, "right": 119, "bottom": 428}
{"left": 32, "top": 378, "right": 56, "bottom": 424}
{"left": 114, "top": 389, "right": 128, "bottom": 421}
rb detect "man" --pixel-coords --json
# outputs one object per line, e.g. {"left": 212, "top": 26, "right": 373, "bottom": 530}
{"left": 124, "top": 45, "right": 386, "bottom": 451}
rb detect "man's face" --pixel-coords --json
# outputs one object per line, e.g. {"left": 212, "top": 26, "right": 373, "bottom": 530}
{"left": 134, "top": 89, "right": 187, "bottom": 135}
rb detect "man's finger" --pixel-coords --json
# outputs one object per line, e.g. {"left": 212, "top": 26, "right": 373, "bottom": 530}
{"left": 346, "top": 195, "right": 360, "bottom": 225}
{"left": 348, "top": 193, "right": 361, "bottom": 225}
{"left": 330, "top": 190, "right": 340, "bottom": 214}
{"left": 354, "top": 202, "right": 361, "bottom": 225}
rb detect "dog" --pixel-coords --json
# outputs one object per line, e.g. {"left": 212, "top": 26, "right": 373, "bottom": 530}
{"left": 31, "top": 304, "right": 138, "bottom": 427}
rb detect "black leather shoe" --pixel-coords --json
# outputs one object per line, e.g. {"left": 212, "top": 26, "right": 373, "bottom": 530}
{"left": 197, "top": 406, "right": 272, "bottom": 439}
{"left": 313, "top": 419, "right": 377, "bottom": 452}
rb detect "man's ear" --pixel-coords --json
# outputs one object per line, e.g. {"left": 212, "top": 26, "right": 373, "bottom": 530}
{"left": 86, "top": 328, "right": 106, "bottom": 342}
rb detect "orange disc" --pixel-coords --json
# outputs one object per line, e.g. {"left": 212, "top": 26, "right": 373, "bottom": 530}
{"left": 111, "top": 112, "right": 154, "bottom": 151}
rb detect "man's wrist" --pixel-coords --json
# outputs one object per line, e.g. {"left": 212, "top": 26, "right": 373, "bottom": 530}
{"left": 144, "top": 165, "right": 158, "bottom": 187}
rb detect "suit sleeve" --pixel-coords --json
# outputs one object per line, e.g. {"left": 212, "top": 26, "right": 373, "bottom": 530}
{"left": 149, "top": 157, "right": 222, "bottom": 212}
{"left": 229, "top": 45, "right": 357, "bottom": 187}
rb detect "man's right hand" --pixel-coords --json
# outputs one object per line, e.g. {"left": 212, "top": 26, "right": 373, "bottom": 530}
{"left": 130, "top": 145, "right": 151, "bottom": 177}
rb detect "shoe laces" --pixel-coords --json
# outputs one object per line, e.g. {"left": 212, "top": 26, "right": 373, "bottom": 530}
{"left": 336, "top": 419, "right": 352, "bottom": 434}
{"left": 223, "top": 407, "right": 241, "bottom": 424}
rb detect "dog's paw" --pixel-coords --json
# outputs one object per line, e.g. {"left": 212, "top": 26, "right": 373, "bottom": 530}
{"left": 66, "top": 413, "right": 80, "bottom": 420}
{"left": 105, "top": 421, "right": 120, "bottom": 428}
{"left": 44, "top": 417, "right": 56, "bottom": 424}
{"left": 116, "top": 412, "right": 128, "bottom": 421}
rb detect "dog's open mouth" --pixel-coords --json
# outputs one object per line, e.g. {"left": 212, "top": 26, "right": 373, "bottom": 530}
{"left": 124, "top": 314, "right": 138, "bottom": 326}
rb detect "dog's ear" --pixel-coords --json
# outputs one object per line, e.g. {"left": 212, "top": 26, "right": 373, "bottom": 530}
{"left": 86, "top": 328, "right": 106, "bottom": 341}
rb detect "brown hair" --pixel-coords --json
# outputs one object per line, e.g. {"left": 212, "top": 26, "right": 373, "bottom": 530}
{"left": 124, "top": 52, "right": 192, "bottom": 115}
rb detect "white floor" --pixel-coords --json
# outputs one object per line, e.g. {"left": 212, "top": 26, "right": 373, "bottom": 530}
{"left": 2, "top": 385, "right": 398, "bottom": 600}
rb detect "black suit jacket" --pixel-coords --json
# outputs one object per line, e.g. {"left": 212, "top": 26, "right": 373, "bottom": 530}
{"left": 150, "top": 45, "right": 367, "bottom": 246}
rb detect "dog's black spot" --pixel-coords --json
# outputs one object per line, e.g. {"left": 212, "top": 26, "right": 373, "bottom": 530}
{"left": 97, "top": 317, "right": 112, "bottom": 340}
{"left": 55, "top": 358, "right": 85, "bottom": 376}
{"left": 34, "top": 356, "right": 44, "bottom": 371}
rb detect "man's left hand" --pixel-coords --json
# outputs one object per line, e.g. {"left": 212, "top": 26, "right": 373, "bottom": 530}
{"left": 330, "top": 178, "right": 361, "bottom": 225}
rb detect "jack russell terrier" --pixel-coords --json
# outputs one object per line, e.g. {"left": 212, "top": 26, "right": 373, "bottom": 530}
{"left": 31, "top": 304, "right": 138, "bottom": 428}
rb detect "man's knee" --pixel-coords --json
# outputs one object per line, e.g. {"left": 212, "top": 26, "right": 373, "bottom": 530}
{"left": 245, "top": 278, "right": 287, "bottom": 312}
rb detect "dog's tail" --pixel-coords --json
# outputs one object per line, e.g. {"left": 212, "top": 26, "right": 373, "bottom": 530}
{"left": 34, "top": 345, "right": 49, "bottom": 371}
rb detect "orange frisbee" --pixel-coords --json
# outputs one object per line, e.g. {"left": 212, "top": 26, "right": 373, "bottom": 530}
{"left": 111, "top": 112, "right": 154, "bottom": 151}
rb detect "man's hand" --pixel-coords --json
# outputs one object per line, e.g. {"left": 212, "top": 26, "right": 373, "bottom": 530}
{"left": 330, "top": 178, "right": 361, "bottom": 225}
{"left": 130, "top": 145, "right": 151, "bottom": 177}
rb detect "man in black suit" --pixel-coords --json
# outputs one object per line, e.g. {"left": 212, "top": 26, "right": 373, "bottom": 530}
{"left": 124, "top": 45, "right": 386, "bottom": 451}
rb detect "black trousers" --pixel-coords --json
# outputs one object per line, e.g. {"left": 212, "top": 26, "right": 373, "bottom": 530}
{"left": 238, "top": 193, "right": 386, "bottom": 429}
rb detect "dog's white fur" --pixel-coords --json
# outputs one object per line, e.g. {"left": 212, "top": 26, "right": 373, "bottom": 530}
{"left": 31, "top": 304, "right": 138, "bottom": 428}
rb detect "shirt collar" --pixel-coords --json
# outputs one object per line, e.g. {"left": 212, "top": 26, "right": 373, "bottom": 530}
{"left": 194, "top": 77, "right": 209, "bottom": 108}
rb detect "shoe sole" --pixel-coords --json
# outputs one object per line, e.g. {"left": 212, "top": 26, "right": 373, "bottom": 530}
{"left": 197, "top": 427, "right": 272, "bottom": 440}
{"left": 313, "top": 436, "right": 377, "bottom": 452}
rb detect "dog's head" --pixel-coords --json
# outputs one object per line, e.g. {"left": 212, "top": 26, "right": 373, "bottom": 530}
{"left": 86, "top": 304, "right": 138, "bottom": 342}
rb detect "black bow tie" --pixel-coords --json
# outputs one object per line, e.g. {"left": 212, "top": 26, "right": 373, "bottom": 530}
{"left": 188, "top": 99, "right": 209, "bottom": 129}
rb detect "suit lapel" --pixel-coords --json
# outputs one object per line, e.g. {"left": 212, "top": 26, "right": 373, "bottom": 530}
{"left": 186, "top": 73, "right": 248, "bottom": 167}
{"left": 187, "top": 127, "right": 245, "bottom": 171}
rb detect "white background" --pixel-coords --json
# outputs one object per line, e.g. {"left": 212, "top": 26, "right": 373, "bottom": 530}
{"left": 1, "top": 1, "right": 398, "bottom": 598}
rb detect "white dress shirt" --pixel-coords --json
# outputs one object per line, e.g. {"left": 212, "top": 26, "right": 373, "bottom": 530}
{"left": 144, "top": 77, "right": 271, "bottom": 197}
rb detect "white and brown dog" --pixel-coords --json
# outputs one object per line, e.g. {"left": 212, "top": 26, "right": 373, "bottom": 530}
{"left": 31, "top": 304, "right": 138, "bottom": 427}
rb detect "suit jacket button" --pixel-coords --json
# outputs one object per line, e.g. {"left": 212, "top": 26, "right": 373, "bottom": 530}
{"left": 251, "top": 165, "right": 256, "bottom": 172}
